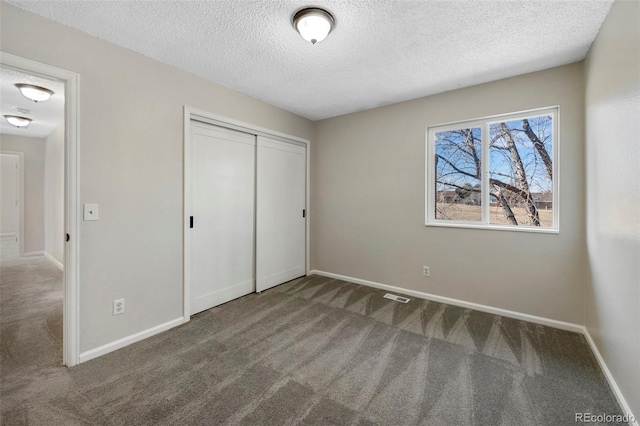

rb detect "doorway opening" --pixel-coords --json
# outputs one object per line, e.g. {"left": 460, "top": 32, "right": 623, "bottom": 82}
{"left": 0, "top": 53, "right": 79, "bottom": 366}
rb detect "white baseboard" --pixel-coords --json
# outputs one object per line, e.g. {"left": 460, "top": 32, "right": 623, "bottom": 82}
{"left": 582, "top": 328, "right": 638, "bottom": 426}
{"left": 309, "top": 269, "right": 637, "bottom": 425}
{"left": 78, "top": 317, "right": 184, "bottom": 364}
{"left": 23, "top": 251, "right": 44, "bottom": 257}
{"left": 44, "top": 251, "right": 64, "bottom": 270}
{"left": 309, "top": 270, "right": 583, "bottom": 333}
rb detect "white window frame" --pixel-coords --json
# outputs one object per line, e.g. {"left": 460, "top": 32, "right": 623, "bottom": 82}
{"left": 425, "top": 106, "right": 559, "bottom": 234}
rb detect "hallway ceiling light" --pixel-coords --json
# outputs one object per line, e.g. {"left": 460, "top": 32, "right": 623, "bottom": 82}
{"left": 4, "top": 115, "right": 32, "bottom": 128}
{"left": 15, "top": 83, "right": 54, "bottom": 102}
{"left": 293, "top": 7, "right": 334, "bottom": 44}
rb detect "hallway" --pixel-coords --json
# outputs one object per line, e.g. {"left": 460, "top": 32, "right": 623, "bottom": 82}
{"left": 0, "top": 249, "right": 65, "bottom": 422}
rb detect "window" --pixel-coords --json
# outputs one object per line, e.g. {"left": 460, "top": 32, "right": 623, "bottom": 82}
{"left": 426, "top": 107, "right": 558, "bottom": 232}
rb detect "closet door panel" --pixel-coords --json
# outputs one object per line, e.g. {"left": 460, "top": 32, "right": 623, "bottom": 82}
{"left": 256, "top": 136, "right": 306, "bottom": 292}
{"left": 190, "top": 122, "right": 256, "bottom": 315}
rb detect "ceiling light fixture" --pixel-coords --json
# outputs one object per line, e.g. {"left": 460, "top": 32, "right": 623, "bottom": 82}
{"left": 4, "top": 115, "right": 32, "bottom": 128}
{"left": 293, "top": 7, "right": 334, "bottom": 45}
{"left": 15, "top": 83, "right": 54, "bottom": 103}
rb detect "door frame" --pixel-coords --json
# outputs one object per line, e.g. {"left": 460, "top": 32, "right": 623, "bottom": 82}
{"left": 183, "top": 106, "right": 311, "bottom": 320}
{"left": 0, "top": 151, "right": 24, "bottom": 256}
{"left": 1, "top": 53, "right": 81, "bottom": 367}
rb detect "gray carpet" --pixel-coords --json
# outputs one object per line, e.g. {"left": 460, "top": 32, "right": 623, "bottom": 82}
{"left": 1, "top": 257, "right": 624, "bottom": 425}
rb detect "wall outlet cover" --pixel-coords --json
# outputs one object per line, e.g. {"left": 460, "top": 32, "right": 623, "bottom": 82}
{"left": 113, "top": 298, "right": 124, "bottom": 315}
{"left": 84, "top": 203, "right": 99, "bottom": 221}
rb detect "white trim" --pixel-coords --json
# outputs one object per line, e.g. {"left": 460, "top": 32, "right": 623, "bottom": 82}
{"left": 188, "top": 107, "right": 310, "bottom": 145}
{"left": 23, "top": 251, "right": 45, "bottom": 257}
{"left": 424, "top": 221, "right": 560, "bottom": 234}
{"left": 305, "top": 127, "right": 311, "bottom": 277}
{"left": 0, "top": 233, "right": 17, "bottom": 237}
{"left": 582, "top": 329, "right": 639, "bottom": 426}
{"left": 481, "top": 121, "right": 490, "bottom": 226}
{"left": 0, "top": 151, "right": 24, "bottom": 256}
{"left": 309, "top": 270, "right": 584, "bottom": 333}
{"left": 78, "top": 317, "right": 184, "bottom": 363}
{"left": 1, "top": 52, "right": 81, "bottom": 367}
{"left": 183, "top": 106, "right": 311, "bottom": 320}
{"left": 183, "top": 107, "right": 191, "bottom": 322}
{"left": 44, "top": 251, "right": 64, "bottom": 270}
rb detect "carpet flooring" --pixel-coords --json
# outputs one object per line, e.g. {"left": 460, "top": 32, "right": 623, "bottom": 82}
{"left": 1, "top": 256, "right": 623, "bottom": 425}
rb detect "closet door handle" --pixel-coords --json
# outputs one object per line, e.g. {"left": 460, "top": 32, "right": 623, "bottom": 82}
{"left": 190, "top": 216, "right": 194, "bottom": 228}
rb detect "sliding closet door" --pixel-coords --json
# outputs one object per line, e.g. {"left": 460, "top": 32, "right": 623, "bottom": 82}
{"left": 256, "top": 136, "right": 306, "bottom": 292}
{"left": 190, "top": 122, "right": 256, "bottom": 315}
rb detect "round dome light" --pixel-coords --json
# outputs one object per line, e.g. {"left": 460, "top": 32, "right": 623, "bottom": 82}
{"left": 15, "top": 83, "right": 54, "bottom": 103}
{"left": 293, "top": 8, "right": 335, "bottom": 44}
{"left": 4, "top": 115, "right": 32, "bottom": 128}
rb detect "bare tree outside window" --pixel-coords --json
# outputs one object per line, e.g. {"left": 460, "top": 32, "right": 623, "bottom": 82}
{"left": 430, "top": 110, "right": 555, "bottom": 229}
{"left": 489, "top": 116, "right": 553, "bottom": 227}
{"left": 435, "top": 127, "right": 482, "bottom": 221}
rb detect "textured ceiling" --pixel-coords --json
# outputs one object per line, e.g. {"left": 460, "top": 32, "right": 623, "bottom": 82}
{"left": 0, "top": 67, "right": 64, "bottom": 139}
{"left": 7, "top": 1, "right": 613, "bottom": 121}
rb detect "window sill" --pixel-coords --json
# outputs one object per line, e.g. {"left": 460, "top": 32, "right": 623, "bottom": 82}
{"left": 425, "top": 221, "right": 559, "bottom": 234}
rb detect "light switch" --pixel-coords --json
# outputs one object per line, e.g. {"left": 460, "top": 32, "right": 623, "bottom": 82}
{"left": 84, "top": 203, "right": 99, "bottom": 221}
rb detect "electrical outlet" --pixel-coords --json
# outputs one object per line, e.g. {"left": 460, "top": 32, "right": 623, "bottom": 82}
{"left": 423, "top": 266, "right": 430, "bottom": 277}
{"left": 113, "top": 299, "right": 124, "bottom": 315}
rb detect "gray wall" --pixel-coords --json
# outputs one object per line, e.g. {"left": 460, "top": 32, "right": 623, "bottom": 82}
{"left": 584, "top": 0, "right": 640, "bottom": 417}
{"left": 45, "top": 124, "right": 65, "bottom": 265}
{"left": 0, "top": 134, "right": 46, "bottom": 254}
{"left": 1, "top": 2, "right": 314, "bottom": 353}
{"left": 313, "top": 63, "right": 586, "bottom": 324}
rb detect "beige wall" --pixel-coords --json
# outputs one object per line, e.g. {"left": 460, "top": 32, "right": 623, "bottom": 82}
{"left": 584, "top": 0, "right": 640, "bottom": 418}
{"left": 1, "top": 2, "right": 314, "bottom": 353}
{"left": 45, "top": 124, "right": 64, "bottom": 265}
{"left": 1, "top": 154, "right": 19, "bottom": 235}
{"left": 313, "top": 62, "right": 586, "bottom": 324}
{"left": 0, "top": 134, "right": 46, "bottom": 254}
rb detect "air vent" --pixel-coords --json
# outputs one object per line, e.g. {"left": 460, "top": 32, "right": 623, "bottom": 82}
{"left": 383, "top": 293, "right": 410, "bottom": 303}
{"left": 14, "top": 107, "right": 31, "bottom": 115}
